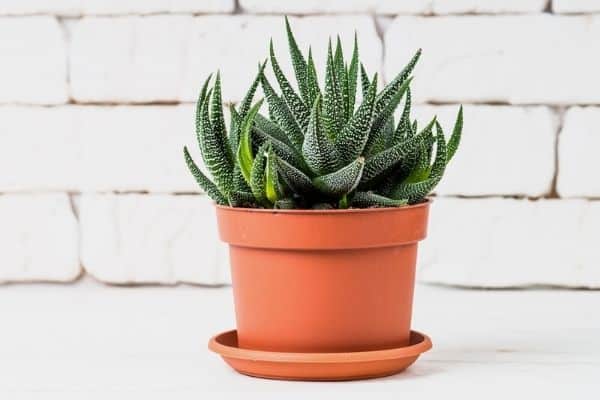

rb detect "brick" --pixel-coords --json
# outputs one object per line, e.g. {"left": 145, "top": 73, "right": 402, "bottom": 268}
{"left": 78, "top": 105, "right": 201, "bottom": 193}
{"left": 0, "top": 17, "right": 67, "bottom": 104}
{"left": 0, "top": 107, "right": 80, "bottom": 191}
{"left": 557, "top": 107, "right": 600, "bottom": 197}
{"left": 79, "top": 194, "right": 229, "bottom": 285}
{"left": 240, "top": 0, "right": 546, "bottom": 14}
{"left": 0, "top": 194, "right": 79, "bottom": 283}
{"left": 418, "top": 198, "right": 600, "bottom": 288}
{"left": 0, "top": 0, "right": 233, "bottom": 15}
{"left": 385, "top": 16, "right": 600, "bottom": 105}
{"left": 411, "top": 105, "right": 557, "bottom": 196}
{"left": 553, "top": 0, "right": 600, "bottom": 13}
{"left": 69, "top": 15, "right": 381, "bottom": 103}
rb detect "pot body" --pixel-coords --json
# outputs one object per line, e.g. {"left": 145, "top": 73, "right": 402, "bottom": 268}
{"left": 216, "top": 202, "right": 430, "bottom": 353}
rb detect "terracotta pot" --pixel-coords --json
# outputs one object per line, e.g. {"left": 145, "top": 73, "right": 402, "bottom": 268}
{"left": 215, "top": 200, "right": 430, "bottom": 353}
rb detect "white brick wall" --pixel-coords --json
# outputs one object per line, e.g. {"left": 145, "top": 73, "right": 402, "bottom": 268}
{"left": 1, "top": 2, "right": 599, "bottom": 288}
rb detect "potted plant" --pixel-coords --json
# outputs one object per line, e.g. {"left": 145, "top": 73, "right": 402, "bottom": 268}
{"left": 184, "top": 18, "right": 462, "bottom": 381}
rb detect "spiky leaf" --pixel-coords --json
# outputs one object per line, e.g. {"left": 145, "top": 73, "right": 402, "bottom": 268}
{"left": 183, "top": 147, "right": 227, "bottom": 205}
{"left": 335, "top": 74, "right": 377, "bottom": 164}
{"left": 351, "top": 192, "right": 408, "bottom": 208}
{"left": 306, "top": 47, "right": 321, "bottom": 107}
{"left": 236, "top": 100, "right": 263, "bottom": 184}
{"left": 239, "top": 61, "right": 267, "bottom": 118}
{"left": 250, "top": 143, "right": 269, "bottom": 206}
{"left": 347, "top": 33, "right": 359, "bottom": 120}
{"left": 277, "top": 157, "right": 315, "bottom": 194}
{"left": 360, "top": 63, "right": 370, "bottom": 98}
{"left": 448, "top": 105, "right": 463, "bottom": 163}
{"left": 260, "top": 73, "right": 304, "bottom": 150}
{"left": 313, "top": 157, "right": 365, "bottom": 197}
{"left": 270, "top": 40, "right": 310, "bottom": 130}
{"left": 265, "top": 144, "right": 282, "bottom": 203}
{"left": 334, "top": 36, "right": 349, "bottom": 122}
{"left": 323, "top": 39, "right": 345, "bottom": 138}
{"left": 284, "top": 17, "right": 310, "bottom": 105}
{"left": 210, "top": 72, "right": 234, "bottom": 168}
{"left": 392, "top": 88, "right": 412, "bottom": 144}
{"left": 302, "top": 95, "right": 340, "bottom": 175}
{"left": 375, "top": 49, "right": 421, "bottom": 115}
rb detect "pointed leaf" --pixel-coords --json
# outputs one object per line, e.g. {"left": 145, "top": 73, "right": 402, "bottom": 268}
{"left": 360, "top": 63, "right": 370, "bottom": 99}
{"left": 335, "top": 74, "right": 377, "bottom": 164}
{"left": 265, "top": 144, "right": 282, "bottom": 204}
{"left": 447, "top": 105, "right": 463, "bottom": 163}
{"left": 183, "top": 147, "right": 227, "bottom": 205}
{"left": 313, "top": 157, "right": 365, "bottom": 197}
{"left": 351, "top": 192, "right": 408, "bottom": 208}
{"left": 236, "top": 100, "right": 263, "bottom": 184}
{"left": 250, "top": 143, "right": 269, "bottom": 206}
{"left": 334, "top": 36, "right": 349, "bottom": 122}
{"left": 306, "top": 47, "right": 321, "bottom": 107}
{"left": 375, "top": 49, "right": 421, "bottom": 115}
{"left": 392, "top": 88, "right": 412, "bottom": 144}
{"left": 260, "top": 73, "right": 304, "bottom": 150}
{"left": 270, "top": 40, "right": 310, "bottom": 130}
{"left": 302, "top": 95, "right": 340, "bottom": 175}
{"left": 323, "top": 39, "right": 345, "bottom": 138}
{"left": 239, "top": 61, "right": 267, "bottom": 118}
{"left": 277, "top": 157, "right": 315, "bottom": 194}
{"left": 285, "top": 17, "right": 310, "bottom": 105}
{"left": 347, "top": 33, "right": 359, "bottom": 120}
{"left": 210, "top": 72, "right": 234, "bottom": 168}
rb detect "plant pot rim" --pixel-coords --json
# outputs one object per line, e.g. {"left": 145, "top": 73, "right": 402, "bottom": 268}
{"left": 215, "top": 198, "right": 431, "bottom": 215}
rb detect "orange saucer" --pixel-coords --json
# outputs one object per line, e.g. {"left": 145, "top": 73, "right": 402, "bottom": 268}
{"left": 208, "top": 330, "right": 432, "bottom": 381}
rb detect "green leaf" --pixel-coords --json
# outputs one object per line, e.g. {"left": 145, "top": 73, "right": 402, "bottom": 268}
{"left": 335, "top": 74, "right": 377, "bottom": 164}
{"left": 391, "top": 125, "right": 447, "bottom": 204}
{"left": 210, "top": 72, "right": 234, "bottom": 169}
{"left": 277, "top": 157, "right": 315, "bottom": 194}
{"left": 359, "top": 63, "right": 370, "bottom": 98}
{"left": 360, "top": 132, "right": 424, "bottom": 188}
{"left": 447, "top": 105, "right": 463, "bottom": 163}
{"left": 365, "top": 77, "right": 412, "bottom": 153}
{"left": 197, "top": 89, "right": 233, "bottom": 196}
{"left": 306, "top": 47, "right": 321, "bottom": 108}
{"left": 236, "top": 100, "right": 263, "bottom": 185}
{"left": 285, "top": 17, "right": 310, "bottom": 106}
{"left": 254, "top": 113, "right": 292, "bottom": 145}
{"left": 253, "top": 124, "right": 306, "bottom": 171}
{"left": 312, "top": 157, "right": 365, "bottom": 197}
{"left": 260, "top": 73, "right": 304, "bottom": 150}
{"left": 274, "top": 198, "right": 296, "bottom": 209}
{"left": 334, "top": 36, "right": 349, "bottom": 122}
{"left": 323, "top": 39, "right": 345, "bottom": 138}
{"left": 375, "top": 48, "right": 421, "bottom": 115}
{"left": 265, "top": 144, "right": 282, "bottom": 203}
{"left": 183, "top": 147, "right": 227, "bottom": 205}
{"left": 270, "top": 39, "right": 310, "bottom": 130}
{"left": 392, "top": 88, "right": 412, "bottom": 144}
{"left": 250, "top": 143, "right": 269, "bottom": 206}
{"left": 228, "top": 191, "right": 256, "bottom": 208}
{"left": 239, "top": 61, "right": 267, "bottom": 118}
{"left": 347, "top": 32, "right": 359, "bottom": 120}
{"left": 302, "top": 95, "right": 340, "bottom": 175}
{"left": 351, "top": 192, "right": 408, "bottom": 208}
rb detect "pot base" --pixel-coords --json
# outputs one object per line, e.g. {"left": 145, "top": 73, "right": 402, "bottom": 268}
{"left": 208, "top": 330, "right": 432, "bottom": 381}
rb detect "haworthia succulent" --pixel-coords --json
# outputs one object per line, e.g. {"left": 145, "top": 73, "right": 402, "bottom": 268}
{"left": 250, "top": 143, "right": 269, "bottom": 206}
{"left": 335, "top": 75, "right": 377, "bottom": 164}
{"left": 184, "top": 20, "right": 463, "bottom": 209}
{"left": 197, "top": 90, "right": 233, "bottom": 196}
{"left": 284, "top": 16, "right": 310, "bottom": 106}
{"left": 360, "top": 132, "right": 424, "bottom": 188}
{"left": 270, "top": 40, "right": 310, "bottom": 130}
{"left": 183, "top": 147, "right": 227, "bottom": 205}
{"left": 312, "top": 157, "right": 365, "bottom": 197}
{"left": 277, "top": 157, "right": 315, "bottom": 194}
{"left": 302, "top": 95, "right": 340, "bottom": 176}
{"left": 236, "top": 100, "right": 263, "bottom": 184}
{"left": 347, "top": 33, "right": 359, "bottom": 120}
{"left": 260, "top": 73, "right": 304, "bottom": 150}
{"left": 447, "top": 105, "right": 463, "bottom": 163}
{"left": 351, "top": 192, "right": 408, "bottom": 208}
{"left": 323, "top": 39, "right": 345, "bottom": 138}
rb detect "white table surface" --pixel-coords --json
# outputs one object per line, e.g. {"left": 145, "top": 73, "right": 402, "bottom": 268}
{"left": 1, "top": 279, "right": 598, "bottom": 399}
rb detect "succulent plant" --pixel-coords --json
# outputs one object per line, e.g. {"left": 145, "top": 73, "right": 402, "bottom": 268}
{"left": 184, "top": 17, "right": 463, "bottom": 209}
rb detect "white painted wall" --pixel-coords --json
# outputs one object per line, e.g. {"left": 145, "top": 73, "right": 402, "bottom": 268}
{"left": 1, "top": 0, "right": 599, "bottom": 287}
